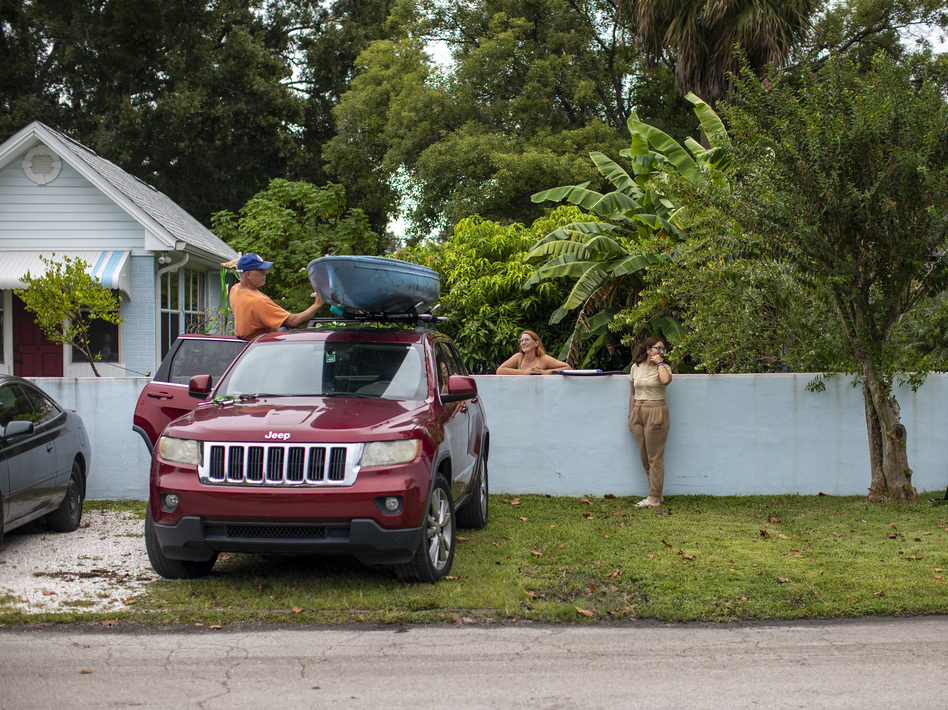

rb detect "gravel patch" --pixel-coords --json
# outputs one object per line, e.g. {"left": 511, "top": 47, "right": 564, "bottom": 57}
{"left": 0, "top": 508, "right": 157, "bottom": 615}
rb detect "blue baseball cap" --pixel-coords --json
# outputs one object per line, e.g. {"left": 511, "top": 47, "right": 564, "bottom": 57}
{"left": 236, "top": 253, "right": 273, "bottom": 272}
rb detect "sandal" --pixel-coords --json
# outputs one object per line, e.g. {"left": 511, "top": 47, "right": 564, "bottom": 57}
{"left": 635, "top": 498, "right": 659, "bottom": 508}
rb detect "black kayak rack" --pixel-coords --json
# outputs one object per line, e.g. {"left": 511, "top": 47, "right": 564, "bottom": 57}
{"left": 307, "top": 303, "right": 448, "bottom": 328}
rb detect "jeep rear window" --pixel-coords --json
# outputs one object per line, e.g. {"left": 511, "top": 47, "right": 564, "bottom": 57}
{"left": 217, "top": 341, "right": 427, "bottom": 400}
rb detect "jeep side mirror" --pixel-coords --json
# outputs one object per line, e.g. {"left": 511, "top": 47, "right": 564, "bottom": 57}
{"left": 440, "top": 374, "right": 477, "bottom": 403}
{"left": 188, "top": 374, "right": 213, "bottom": 399}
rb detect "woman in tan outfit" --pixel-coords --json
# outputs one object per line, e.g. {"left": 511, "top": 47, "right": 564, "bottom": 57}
{"left": 628, "top": 336, "right": 672, "bottom": 507}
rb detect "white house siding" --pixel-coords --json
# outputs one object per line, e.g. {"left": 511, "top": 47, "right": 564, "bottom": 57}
{"left": 0, "top": 153, "right": 147, "bottom": 251}
{"left": 32, "top": 373, "right": 948, "bottom": 501}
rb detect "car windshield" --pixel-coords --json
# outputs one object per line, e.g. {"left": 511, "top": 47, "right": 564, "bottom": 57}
{"left": 217, "top": 340, "right": 428, "bottom": 401}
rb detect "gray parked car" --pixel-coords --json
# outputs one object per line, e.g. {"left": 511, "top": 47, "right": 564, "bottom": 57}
{"left": 0, "top": 375, "right": 91, "bottom": 548}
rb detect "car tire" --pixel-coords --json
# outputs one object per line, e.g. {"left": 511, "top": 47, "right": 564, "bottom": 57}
{"left": 396, "top": 475, "right": 455, "bottom": 583}
{"left": 46, "top": 462, "right": 84, "bottom": 533}
{"left": 456, "top": 455, "right": 489, "bottom": 529}
{"left": 145, "top": 509, "right": 218, "bottom": 579}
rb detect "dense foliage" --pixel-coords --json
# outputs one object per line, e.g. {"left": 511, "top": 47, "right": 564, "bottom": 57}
{"left": 212, "top": 179, "right": 384, "bottom": 313}
{"left": 399, "top": 209, "right": 579, "bottom": 372}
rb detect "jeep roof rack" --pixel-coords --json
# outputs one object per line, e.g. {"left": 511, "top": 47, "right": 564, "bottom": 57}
{"left": 307, "top": 303, "right": 448, "bottom": 328}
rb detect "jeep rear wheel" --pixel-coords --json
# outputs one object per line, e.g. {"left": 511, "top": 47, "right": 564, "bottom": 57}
{"left": 396, "top": 475, "right": 455, "bottom": 583}
{"left": 145, "top": 509, "right": 218, "bottom": 579}
{"left": 456, "top": 455, "right": 488, "bottom": 529}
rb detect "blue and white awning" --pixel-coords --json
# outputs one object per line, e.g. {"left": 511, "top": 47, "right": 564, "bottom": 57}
{"left": 0, "top": 250, "right": 131, "bottom": 294}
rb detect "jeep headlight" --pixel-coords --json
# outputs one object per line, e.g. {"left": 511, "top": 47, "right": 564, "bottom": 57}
{"left": 360, "top": 440, "right": 420, "bottom": 467}
{"left": 157, "top": 436, "right": 202, "bottom": 466}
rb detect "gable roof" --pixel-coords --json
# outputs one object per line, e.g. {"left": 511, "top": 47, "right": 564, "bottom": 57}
{"left": 0, "top": 121, "right": 237, "bottom": 263}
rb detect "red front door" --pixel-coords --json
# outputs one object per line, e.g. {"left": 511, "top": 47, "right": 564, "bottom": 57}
{"left": 12, "top": 295, "right": 63, "bottom": 377}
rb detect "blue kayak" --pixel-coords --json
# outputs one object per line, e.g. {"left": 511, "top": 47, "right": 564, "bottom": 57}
{"left": 307, "top": 256, "right": 440, "bottom": 314}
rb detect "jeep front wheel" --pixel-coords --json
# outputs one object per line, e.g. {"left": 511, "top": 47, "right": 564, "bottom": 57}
{"left": 396, "top": 475, "right": 455, "bottom": 583}
{"left": 145, "top": 509, "right": 218, "bottom": 579}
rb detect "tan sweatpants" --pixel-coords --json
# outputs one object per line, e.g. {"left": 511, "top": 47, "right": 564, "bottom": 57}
{"left": 628, "top": 400, "right": 670, "bottom": 498}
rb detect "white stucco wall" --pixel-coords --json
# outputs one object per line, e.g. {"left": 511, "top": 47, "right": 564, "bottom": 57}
{"left": 32, "top": 374, "right": 948, "bottom": 501}
{"left": 475, "top": 374, "right": 947, "bottom": 498}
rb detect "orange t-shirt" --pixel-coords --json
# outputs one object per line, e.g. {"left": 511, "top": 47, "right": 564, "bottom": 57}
{"left": 229, "top": 285, "right": 290, "bottom": 341}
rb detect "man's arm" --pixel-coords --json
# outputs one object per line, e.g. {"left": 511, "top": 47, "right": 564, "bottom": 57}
{"left": 281, "top": 293, "right": 326, "bottom": 329}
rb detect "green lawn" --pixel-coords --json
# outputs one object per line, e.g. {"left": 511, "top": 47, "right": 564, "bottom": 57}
{"left": 6, "top": 494, "right": 948, "bottom": 625}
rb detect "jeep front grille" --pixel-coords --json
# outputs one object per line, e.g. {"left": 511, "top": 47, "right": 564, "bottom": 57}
{"left": 198, "top": 442, "right": 362, "bottom": 486}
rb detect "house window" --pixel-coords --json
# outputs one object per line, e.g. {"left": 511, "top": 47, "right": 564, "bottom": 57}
{"left": 183, "top": 270, "right": 208, "bottom": 334}
{"left": 70, "top": 294, "right": 121, "bottom": 364}
{"left": 160, "top": 269, "right": 180, "bottom": 358}
{"left": 160, "top": 266, "right": 209, "bottom": 358}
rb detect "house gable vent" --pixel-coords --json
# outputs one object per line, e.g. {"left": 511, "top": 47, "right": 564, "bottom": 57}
{"left": 22, "top": 145, "right": 62, "bottom": 185}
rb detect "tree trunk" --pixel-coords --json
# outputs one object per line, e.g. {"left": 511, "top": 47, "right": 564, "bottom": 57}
{"left": 860, "top": 364, "right": 916, "bottom": 502}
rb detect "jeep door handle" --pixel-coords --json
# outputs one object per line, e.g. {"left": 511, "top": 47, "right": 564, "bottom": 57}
{"left": 147, "top": 392, "right": 173, "bottom": 400}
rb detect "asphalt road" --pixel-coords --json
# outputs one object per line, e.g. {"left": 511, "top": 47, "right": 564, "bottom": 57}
{"left": 2, "top": 616, "right": 947, "bottom": 709}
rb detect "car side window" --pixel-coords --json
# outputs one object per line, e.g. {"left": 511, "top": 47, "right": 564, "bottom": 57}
{"left": 0, "top": 384, "right": 39, "bottom": 428}
{"left": 22, "top": 386, "right": 60, "bottom": 424}
{"left": 169, "top": 339, "right": 246, "bottom": 385}
{"left": 446, "top": 343, "right": 470, "bottom": 376}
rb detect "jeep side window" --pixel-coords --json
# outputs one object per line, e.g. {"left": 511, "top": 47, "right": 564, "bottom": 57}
{"left": 169, "top": 339, "right": 245, "bottom": 385}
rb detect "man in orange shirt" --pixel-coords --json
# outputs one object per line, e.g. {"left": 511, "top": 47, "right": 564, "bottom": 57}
{"left": 228, "top": 253, "right": 325, "bottom": 340}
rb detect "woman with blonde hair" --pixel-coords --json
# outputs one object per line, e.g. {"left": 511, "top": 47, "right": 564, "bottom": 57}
{"left": 496, "top": 330, "right": 571, "bottom": 375}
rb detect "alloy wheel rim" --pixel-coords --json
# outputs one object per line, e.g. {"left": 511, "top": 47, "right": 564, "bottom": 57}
{"left": 426, "top": 488, "right": 452, "bottom": 569}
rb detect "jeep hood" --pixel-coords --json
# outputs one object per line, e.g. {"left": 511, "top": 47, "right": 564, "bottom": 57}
{"left": 163, "top": 396, "right": 433, "bottom": 443}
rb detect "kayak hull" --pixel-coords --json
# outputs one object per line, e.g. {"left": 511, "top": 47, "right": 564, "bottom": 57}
{"left": 307, "top": 256, "right": 440, "bottom": 314}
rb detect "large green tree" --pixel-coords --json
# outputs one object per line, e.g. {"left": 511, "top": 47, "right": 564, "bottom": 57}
{"left": 703, "top": 53, "right": 948, "bottom": 501}
{"left": 325, "top": 0, "right": 692, "bottom": 241}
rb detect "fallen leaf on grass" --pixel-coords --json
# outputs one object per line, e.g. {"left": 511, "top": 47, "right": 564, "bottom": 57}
{"left": 121, "top": 598, "right": 137, "bottom": 605}
{"left": 457, "top": 536, "right": 470, "bottom": 542}
{"left": 777, "top": 577, "right": 791, "bottom": 584}
{"left": 520, "top": 516, "right": 528, "bottom": 522}
{"left": 574, "top": 606, "right": 594, "bottom": 617}
{"left": 444, "top": 576, "right": 459, "bottom": 580}
{"left": 582, "top": 513, "right": 594, "bottom": 519}
{"left": 292, "top": 607, "right": 304, "bottom": 614}
{"left": 505, "top": 498, "right": 521, "bottom": 506}
{"left": 531, "top": 550, "right": 543, "bottom": 557}
{"left": 525, "top": 591, "right": 540, "bottom": 599}
{"left": 580, "top": 497, "right": 593, "bottom": 505}
{"left": 42, "top": 590, "right": 56, "bottom": 596}
{"left": 760, "top": 529, "right": 771, "bottom": 538}
{"left": 777, "top": 534, "right": 790, "bottom": 540}
{"left": 935, "top": 568, "right": 943, "bottom": 573}
{"left": 604, "top": 494, "right": 616, "bottom": 499}
{"left": 210, "top": 625, "right": 222, "bottom": 630}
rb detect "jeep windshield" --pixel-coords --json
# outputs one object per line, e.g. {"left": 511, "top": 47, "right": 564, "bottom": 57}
{"left": 215, "top": 340, "right": 428, "bottom": 401}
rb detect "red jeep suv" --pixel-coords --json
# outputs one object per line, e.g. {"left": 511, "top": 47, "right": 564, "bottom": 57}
{"left": 140, "top": 324, "right": 489, "bottom": 583}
